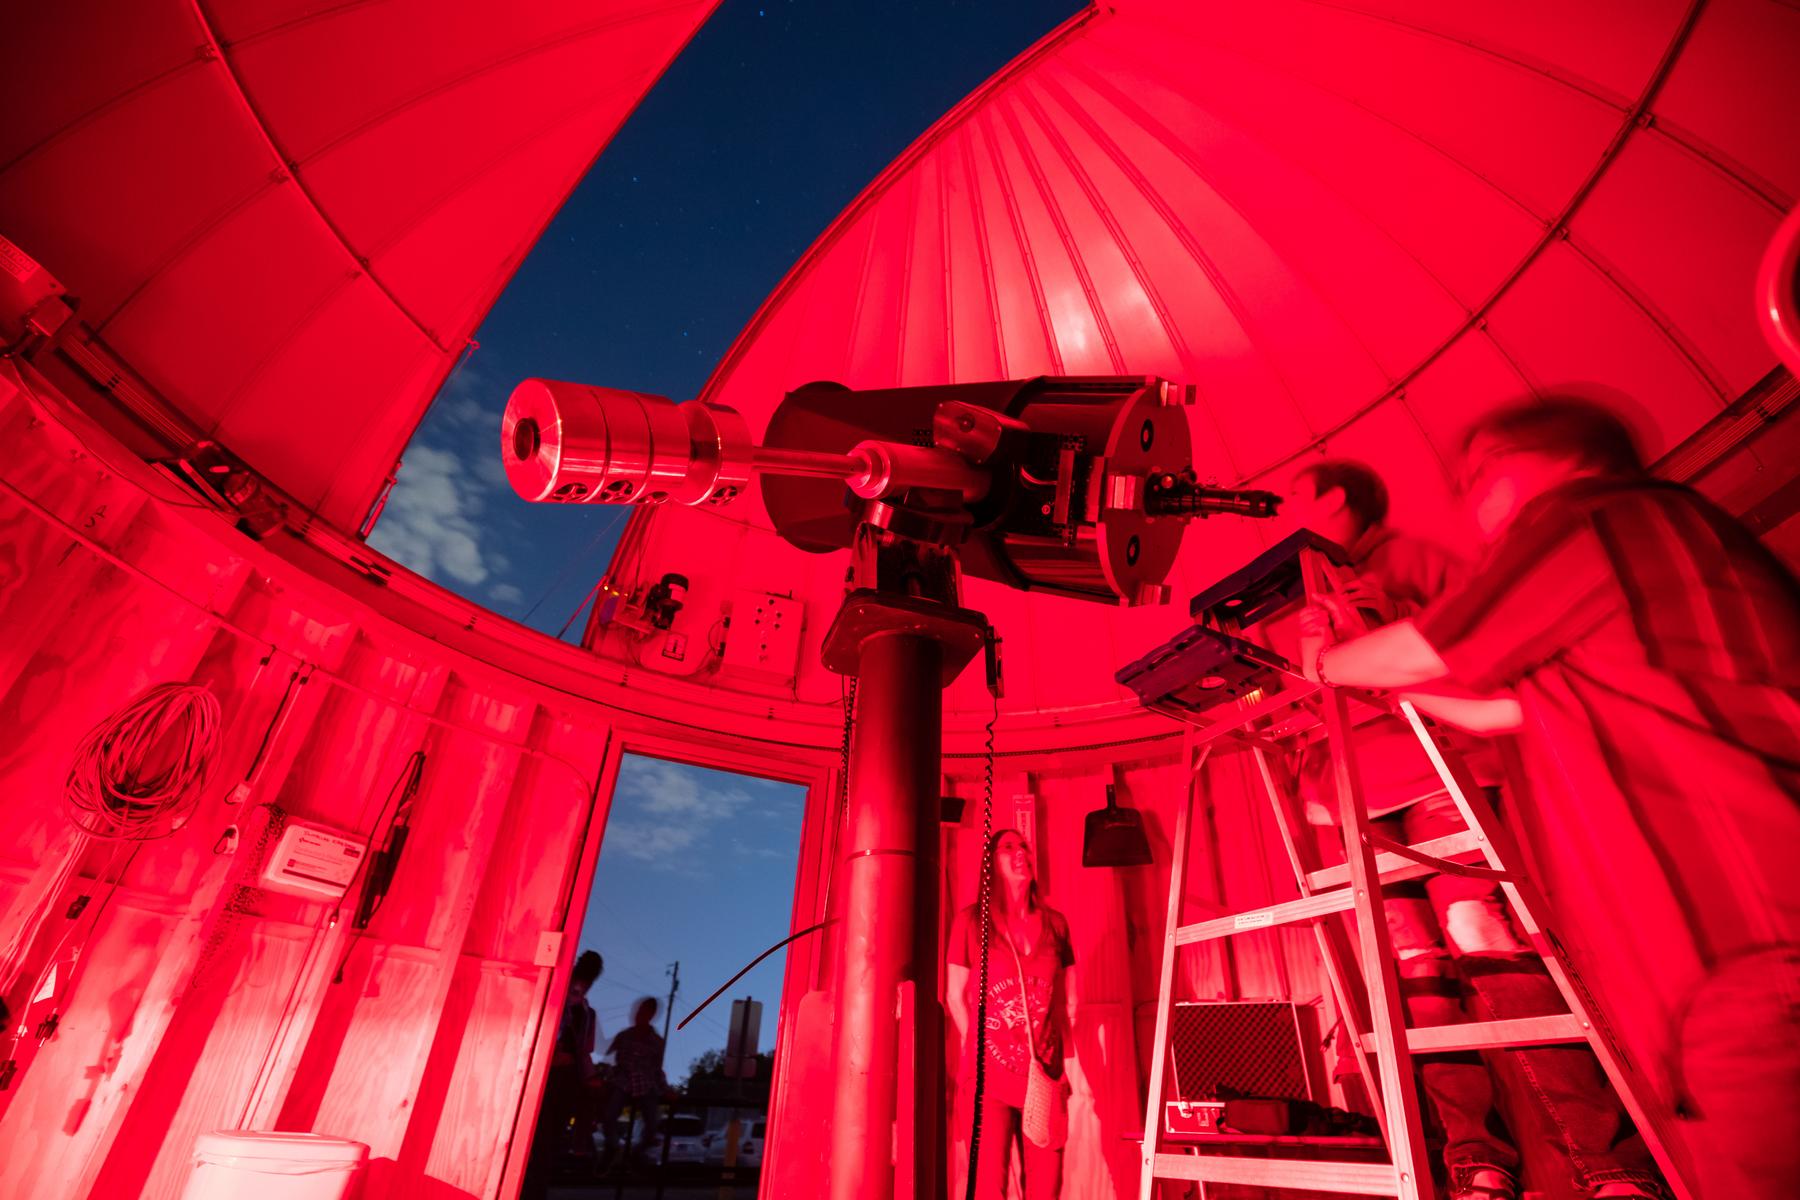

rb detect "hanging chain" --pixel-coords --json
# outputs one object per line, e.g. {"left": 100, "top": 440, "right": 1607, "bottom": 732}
{"left": 839, "top": 677, "right": 857, "bottom": 811}
{"left": 822, "top": 676, "right": 858, "bottom": 926}
{"left": 964, "top": 666, "right": 1000, "bottom": 1197}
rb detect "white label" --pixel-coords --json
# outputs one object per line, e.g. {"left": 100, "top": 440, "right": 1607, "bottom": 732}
{"left": 1234, "top": 910, "right": 1275, "bottom": 931}
{"left": 534, "top": 931, "right": 563, "bottom": 968}
{"left": 260, "top": 824, "right": 366, "bottom": 899}
{"left": 279, "top": 828, "right": 364, "bottom": 887}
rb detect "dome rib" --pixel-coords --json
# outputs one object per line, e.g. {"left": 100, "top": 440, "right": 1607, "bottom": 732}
{"left": 1240, "top": 0, "right": 1713, "bottom": 482}
{"left": 1130, "top": 13, "right": 1562, "bottom": 228}
{"left": 271, "top": 3, "right": 686, "bottom": 186}
{"left": 1020, "top": 78, "right": 1194, "bottom": 374}
{"left": 1024, "top": 62, "right": 1320, "bottom": 440}
{"left": 973, "top": 109, "right": 1068, "bottom": 375}
{"left": 0, "top": 57, "right": 200, "bottom": 181}
{"left": 1, "top": 0, "right": 720, "bottom": 527}
{"left": 185, "top": 0, "right": 452, "bottom": 354}
{"left": 1306, "top": 0, "right": 1634, "bottom": 109}
{"left": 1038, "top": 60, "right": 1398, "bottom": 413}
{"left": 995, "top": 94, "right": 1130, "bottom": 374}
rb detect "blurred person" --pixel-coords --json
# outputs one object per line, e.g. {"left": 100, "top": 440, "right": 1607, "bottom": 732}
{"left": 947, "top": 829, "right": 1078, "bottom": 1200}
{"left": 1284, "top": 458, "right": 1463, "bottom": 622}
{"left": 523, "top": 949, "right": 604, "bottom": 1198}
{"left": 600, "top": 995, "right": 670, "bottom": 1171}
{"left": 1302, "top": 397, "right": 1800, "bottom": 1199}
{"left": 1291, "top": 459, "right": 1656, "bottom": 1200}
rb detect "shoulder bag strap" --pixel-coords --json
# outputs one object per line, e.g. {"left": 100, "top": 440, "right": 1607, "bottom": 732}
{"left": 1004, "top": 926, "right": 1039, "bottom": 1065}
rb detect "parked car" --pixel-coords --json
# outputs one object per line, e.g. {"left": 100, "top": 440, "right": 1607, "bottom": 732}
{"left": 704, "top": 1119, "right": 767, "bottom": 1171}
{"left": 591, "top": 1110, "right": 707, "bottom": 1171}
{"left": 661, "top": 1112, "right": 710, "bottom": 1168}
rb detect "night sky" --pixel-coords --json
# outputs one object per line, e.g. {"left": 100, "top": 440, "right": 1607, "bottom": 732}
{"left": 369, "top": 0, "right": 1082, "bottom": 1084}
{"left": 371, "top": 0, "right": 1082, "bottom": 634}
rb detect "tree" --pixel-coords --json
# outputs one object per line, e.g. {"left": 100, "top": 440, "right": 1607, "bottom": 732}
{"left": 684, "top": 1049, "right": 725, "bottom": 1089}
{"left": 683, "top": 1048, "right": 775, "bottom": 1094}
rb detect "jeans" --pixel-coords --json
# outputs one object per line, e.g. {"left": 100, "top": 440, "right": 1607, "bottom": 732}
{"left": 1338, "top": 793, "right": 1661, "bottom": 1189}
{"left": 965, "top": 1087, "right": 1063, "bottom": 1200}
{"left": 599, "top": 1085, "right": 662, "bottom": 1160}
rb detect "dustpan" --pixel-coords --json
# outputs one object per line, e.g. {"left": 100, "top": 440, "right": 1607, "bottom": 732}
{"left": 1082, "top": 784, "right": 1153, "bottom": 867}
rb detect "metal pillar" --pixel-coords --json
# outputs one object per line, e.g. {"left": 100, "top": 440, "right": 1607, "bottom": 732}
{"left": 829, "top": 631, "right": 941, "bottom": 1200}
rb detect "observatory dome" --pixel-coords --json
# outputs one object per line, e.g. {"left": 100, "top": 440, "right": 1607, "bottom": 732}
{"left": 0, "top": 3, "right": 1796, "bottom": 1200}
{"left": 608, "top": 0, "right": 1800, "bottom": 747}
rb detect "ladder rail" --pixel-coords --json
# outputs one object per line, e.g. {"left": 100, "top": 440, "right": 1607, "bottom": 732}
{"left": 1318, "top": 684, "right": 1432, "bottom": 1200}
{"left": 1396, "top": 701, "right": 1700, "bottom": 1200}
{"left": 1138, "top": 547, "right": 1695, "bottom": 1200}
{"left": 1135, "top": 738, "right": 1208, "bottom": 1200}
{"left": 1248, "top": 743, "right": 1393, "bottom": 1151}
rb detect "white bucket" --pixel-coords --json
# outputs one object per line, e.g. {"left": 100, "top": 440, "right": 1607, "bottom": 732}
{"left": 179, "top": 1131, "right": 368, "bottom": 1200}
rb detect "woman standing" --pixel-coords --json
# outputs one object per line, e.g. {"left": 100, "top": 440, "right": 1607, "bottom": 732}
{"left": 948, "top": 829, "right": 1078, "bottom": 1200}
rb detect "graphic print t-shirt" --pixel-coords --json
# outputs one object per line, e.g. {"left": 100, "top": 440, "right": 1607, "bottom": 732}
{"left": 949, "top": 903, "right": 1074, "bottom": 1108}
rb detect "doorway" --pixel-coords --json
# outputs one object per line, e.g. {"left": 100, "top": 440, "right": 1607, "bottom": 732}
{"left": 521, "top": 751, "right": 811, "bottom": 1200}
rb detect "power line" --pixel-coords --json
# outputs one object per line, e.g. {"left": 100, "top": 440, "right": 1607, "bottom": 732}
{"left": 520, "top": 506, "right": 628, "bottom": 624}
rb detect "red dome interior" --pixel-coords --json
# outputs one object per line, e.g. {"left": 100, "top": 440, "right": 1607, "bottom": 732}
{"left": 0, "top": 3, "right": 1795, "bottom": 1199}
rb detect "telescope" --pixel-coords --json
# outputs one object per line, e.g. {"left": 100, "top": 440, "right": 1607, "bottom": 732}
{"left": 498, "top": 372, "right": 1280, "bottom": 1200}
{"left": 501, "top": 374, "right": 1280, "bottom": 608}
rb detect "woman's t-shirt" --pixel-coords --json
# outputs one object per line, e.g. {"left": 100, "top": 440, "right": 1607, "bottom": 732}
{"left": 948, "top": 902, "right": 1075, "bottom": 1108}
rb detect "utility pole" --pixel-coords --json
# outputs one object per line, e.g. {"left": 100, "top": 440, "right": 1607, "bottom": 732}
{"left": 651, "top": 961, "right": 680, "bottom": 1200}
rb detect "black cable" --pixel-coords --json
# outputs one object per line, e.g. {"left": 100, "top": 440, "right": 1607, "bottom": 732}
{"left": 964, "top": 686, "right": 999, "bottom": 1198}
{"left": 330, "top": 750, "right": 426, "bottom": 983}
{"left": 675, "top": 919, "right": 836, "bottom": 1032}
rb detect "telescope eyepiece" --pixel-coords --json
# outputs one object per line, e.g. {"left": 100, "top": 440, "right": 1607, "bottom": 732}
{"left": 1143, "top": 472, "right": 1282, "bottom": 519}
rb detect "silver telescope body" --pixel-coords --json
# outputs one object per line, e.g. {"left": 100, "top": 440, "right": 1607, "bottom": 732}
{"left": 500, "top": 375, "right": 1279, "bottom": 606}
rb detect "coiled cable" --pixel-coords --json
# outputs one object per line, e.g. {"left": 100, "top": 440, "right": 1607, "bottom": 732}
{"left": 64, "top": 682, "right": 221, "bottom": 841}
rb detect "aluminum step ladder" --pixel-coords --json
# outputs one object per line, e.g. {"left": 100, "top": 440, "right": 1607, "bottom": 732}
{"left": 1135, "top": 549, "right": 1695, "bottom": 1200}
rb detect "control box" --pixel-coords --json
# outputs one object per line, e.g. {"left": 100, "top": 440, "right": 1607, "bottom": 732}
{"left": 259, "top": 823, "right": 367, "bottom": 901}
{"left": 722, "top": 590, "right": 804, "bottom": 681}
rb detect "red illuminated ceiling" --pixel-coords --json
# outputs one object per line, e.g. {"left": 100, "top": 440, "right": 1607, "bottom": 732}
{"left": 701, "top": 0, "right": 1794, "bottom": 484}
{"left": 0, "top": 0, "right": 718, "bottom": 528}
{"left": 619, "top": 0, "right": 1800, "bottom": 721}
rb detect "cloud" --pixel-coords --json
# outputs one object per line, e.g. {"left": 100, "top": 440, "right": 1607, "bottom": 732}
{"left": 368, "top": 354, "right": 524, "bottom": 596}
{"left": 434, "top": 360, "right": 502, "bottom": 432}
{"left": 367, "top": 443, "right": 497, "bottom": 586}
{"left": 602, "top": 758, "right": 763, "bottom": 868}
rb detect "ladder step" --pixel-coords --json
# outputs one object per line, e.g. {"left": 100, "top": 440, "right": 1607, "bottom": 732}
{"left": 1151, "top": 1151, "right": 1401, "bottom": 1194}
{"left": 1305, "top": 829, "right": 1483, "bottom": 891}
{"left": 1362, "top": 1013, "right": 1588, "bottom": 1055}
{"left": 1176, "top": 887, "right": 1354, "bottom": 945}
{"left": 1177, "top": 832, "right": 1499, "bottom": 945}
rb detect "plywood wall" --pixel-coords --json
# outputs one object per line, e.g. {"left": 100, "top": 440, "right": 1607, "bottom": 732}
{"left": 0, "top": 383, "right": 615, "bottom": 1200}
